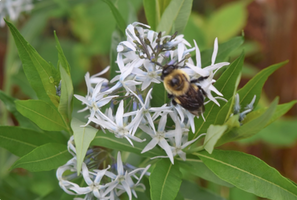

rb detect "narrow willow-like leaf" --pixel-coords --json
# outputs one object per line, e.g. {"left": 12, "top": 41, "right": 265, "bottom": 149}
{"left": 214, "top": 95, "right": 235, "bottom": 125}
{"left": 179, "top": 180, "right": 226, "bottom": 200}
{"left": 5, "top": 20, "right": 59, "bottom": 107}
{"left": 0, "top": 126, "right": 58, "bottom": 157}
{"left": 201, "top": 36, "right": 244, "bottom": 67}
{"left": 151, "top": 82, "right": 168, "bottom": 108}
{"left": 143, "top": 0, "right": 159, "bottom": 30}
{"left": 203, "top": 125, "right": 227, "bottom": 154}
{"left": 255, "top": 119, "right": 297, "bottom": 146}
{"left": 158, "top": 0, "right": 171, "bottom": 15}
{"left": 109, "top": 29, "right": 123, "bottom": 80}
{"left": 54, "top": 32, "right": 71, "bottom": 75}
{"left": 206, "top": 1, "right": 248, "bottom": 42}
{"left": 195, "top": 150, "right": 297, "bottom": 200}
{"left": 193, "top": 52, "right": 244, "bottom": 138}
{"left": 102, "top": 0, "right": 126, "bottom": 34}
{"left": 157, "top": 0, "right": 193, "bottom": 34}
{"left": 266, "top": 100, "right": 297, "bottom": 126}
{"left": 15, "top": 100, "right": 68, "bottom": 132}
{"left": 0, "top": 90, "right": 40, "bottom": 130}
{"left": 71, "top": 118, "right": 97, "bottom": 175}
{"left": 11, "top": 143, "right": 71, "bottom": 172}
{"left": 237, "top": 61, "right": 288, "bottom": 109}
{"left": 179, "top": 158, "right": 233, "bottom": 187}
{"left": 58, "top": 66, "right": 73, "bottom": 127}
{"left": 218, "top": 98, "right": 278, "bottom": 145}
{"left": 91, "top": 131, "right": 165, "bottom": 158}
{"left": 229, "top": 187, "right": 257, "bottom": 200}
{"left": 150, "top": 159, "right": 182, "bottom": 200}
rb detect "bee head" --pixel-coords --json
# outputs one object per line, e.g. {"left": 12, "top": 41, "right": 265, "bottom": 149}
{"left": 161, "top": 65, "right": 176, "bottom": 80}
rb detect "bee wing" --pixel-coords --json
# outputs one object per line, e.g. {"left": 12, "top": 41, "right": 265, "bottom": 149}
{"left": 175, "top": 86, "right": 205, "bottom": 116}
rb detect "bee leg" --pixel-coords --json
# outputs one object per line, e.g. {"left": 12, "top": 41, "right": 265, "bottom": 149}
{"left": 198, "top": 85, "right": 207, "bottom": 97}
{"left": 168, "top": 93, "right": 174, "bottom": 99}
{"left": 172, "top": 99, "right": 177, "bottom": 106}
{"left": 190, "top": 76, "right": 209, "bottom": 83}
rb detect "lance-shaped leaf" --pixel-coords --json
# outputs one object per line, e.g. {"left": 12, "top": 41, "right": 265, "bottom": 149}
{"left": 203, "top": 124, "right": 228, "bottom": 154}
{"left": 0, "top": 90, "right": 40, "bottom": 130}
{"left": 218, "top": 98, "right": 278, "bottom": 145}
{"left": 237, "top": 60, "right": 288, "bottom": 109}
{"left": 102, "top": 0, "right": 126, "bottom": 34}
{"left": 109, "top": 29, "right": 123, "bottom": 80}
{"left": 15, "top": 99, "right": 68, "bottom": 132}
{"left": 11, "top": 143, "right": 71, "bottom": 172}
{"left": 5, "top": 20, "right": 59, "bottom": 107}
{"left": 214, "top": 95, "right": 235, "bottom": 125}
{"left": 201, "top": 36, "right": 244, "bottom": 67}
{"left": 151, "top": 82, "right": 169, "bottom": 108}
{"left": 0, "top": 126, "right": 59, "bottom": 157}
{"left": 71, "top": 118, "right": 97, "bottom": 175}
{"left": 193, "top": 52, "right": 244, "bottom": 138}
{"left": 91, "top": 131, "right": 165, "bottom": 158}
{"left": 266, "top": 100, "right": 297, "bottom": 126}
{"left": 58, "top": 66, "right": 73, "bottom": 127}
{"left": 195, "top": 150, "right": 297, "bottom": 200}
{"left": 179, "top": 157, "right": 233, "bottom": 187}
{"left": 206, "top": 1, "right": 248, "bottom": 42}
{"left": 54, "top": 32, "right": 71, "bottom": 75}
{"left": 157, "top": 0, "right": 193, "bottom": 34}
{"left": 150, "top": 159, "right": 182, "bottom": 200}
{"left": 143, "top": 0, "right": 159, "bottom": 30}
{"left": 179, "top": 180, "right": 226, "bottom": 200}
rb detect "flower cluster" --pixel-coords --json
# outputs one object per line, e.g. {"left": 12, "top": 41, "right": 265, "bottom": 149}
{"left": 233, "top": 93, "right": 257, "bottom": 123}
{"left": 57, "top": 136, "right": 150, "bottom": 200}
{"left": 74, "top": 22, "right": 230, "bottom": 164}
{"left": 0, "top": 0, "right": 33, "bottom": 26}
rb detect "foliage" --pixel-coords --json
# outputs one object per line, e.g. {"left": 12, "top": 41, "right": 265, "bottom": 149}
{"left": 0, "top": 0, "right": 296, "bottom": 200}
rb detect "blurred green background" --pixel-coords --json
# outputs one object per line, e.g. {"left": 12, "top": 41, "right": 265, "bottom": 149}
{"left": 0, "top": 0, "right": 296, "bottom": 199}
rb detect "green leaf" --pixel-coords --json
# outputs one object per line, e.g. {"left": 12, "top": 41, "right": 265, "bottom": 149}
{"left": 54, "top": 32, "right": 71, "bottom": 74}
{"left": 0, "top": 90, "right": 40, "bottom": 130}
{"left": 203, "top": 125, "right": 228, "bottom": 154}
{"left": 102, "top": 0, "right": 127, "bottom": 34}
{"left": 266, "top": 100, "right": 297, "bottom": 126}
{"left": 5, "top": 20, "right": 60, "bottom": 107}
{"left": 214, "top": 96, "right": 234, "bottom": 125}
{"left": 237, "top": 61, "right": 288, "bottom": 109}
{"left": 179, "top": 158, "right": 233, "bottom": 187}
{"left": 193, "top": 52, "right": 244, "bottom": 138}
{"left": 150, "top": 159, "right": 182, "bottom": 200}
{"left": 195, "top": 150, "right": 297, "bottom": 200}
{"left": 229, "top": 187, "right": 258, "bottom": 200}
{"left": 11, "top": 143, "right": 71, "bottom": 172}
{"left": 157, "top": 0, "right": 193, "bottom": 34}
{"left": 201, "top": 36, "right": 244, "bottom": 68}
{"left": 206, "top": 1, "right": 248, "bottom": 43}
{"left": 218, "top": 98, "right": 278, "bottom": 145}
{"left": 256, "top": 119, "right": 297, "bottom": 146}
{"left": 183, "top": 14, "right": 207, "bottom": 50}
{"left": 109, "top": 29, "right": 123, "bottom": 80}
{"left": 58, "top": 66, "right": 73, "bottom": 127}
{"left": 0, "top": 126, "right": 58, "bottom": 157}
{"left": 71, "top": 118, "right": 97, "bottom": 175}
{"left": 143, "top": 0, "right": 159, "bottom": 30}
{"left": 179, "top": 180, "right": 226, "bottom": 200}
{"left": 91, "top": 131, "right": 165, "bottom": 158}
{"left": 15, "top": 100, "right": 68, "bottom": 132}
{"left": 151, "top": 82, "right": 169, "bottom": 107}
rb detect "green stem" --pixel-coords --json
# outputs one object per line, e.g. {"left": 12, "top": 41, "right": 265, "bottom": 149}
{"left": 1, "top": 25, "right": 17, "bottom": 126}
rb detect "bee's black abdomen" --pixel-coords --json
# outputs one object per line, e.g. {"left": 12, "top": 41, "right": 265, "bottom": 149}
{"left": 175, "top": 84, "right": 205, "bottom": 116}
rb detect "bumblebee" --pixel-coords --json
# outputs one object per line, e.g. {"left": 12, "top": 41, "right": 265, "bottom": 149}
{"left": 161, "top": 65, "right": 207, "bottom": 116}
